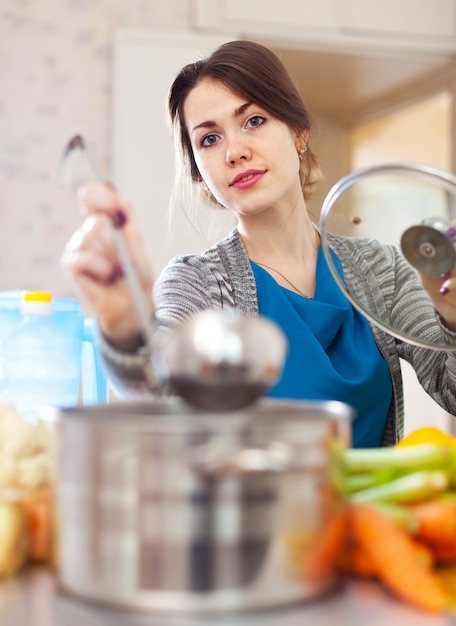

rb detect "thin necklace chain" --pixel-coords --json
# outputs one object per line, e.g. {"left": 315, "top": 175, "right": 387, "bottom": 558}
{"left": 250, "top": 228, "right": 320, "bottom": 300}
{"left": 251, "top": 261, "right": 312, "bottom": 298}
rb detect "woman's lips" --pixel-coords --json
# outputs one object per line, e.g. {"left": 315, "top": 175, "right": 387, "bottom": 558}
{"left": 230, "top": 169, "right": 266, "bottom": 189}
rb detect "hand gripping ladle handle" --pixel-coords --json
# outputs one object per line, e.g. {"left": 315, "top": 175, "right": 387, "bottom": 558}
{"left": 60, "top": 134, "right": 158, "bottom": 382}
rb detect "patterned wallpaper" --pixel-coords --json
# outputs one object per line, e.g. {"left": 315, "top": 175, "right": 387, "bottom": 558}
{"left": 0, "top": 0, "right": 189, "bottom": 298}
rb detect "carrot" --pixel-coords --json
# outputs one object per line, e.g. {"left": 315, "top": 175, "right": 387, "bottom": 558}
{"left": 410, "top": 499, "right": 456, "bottom": 545}
{"left": 412, "top": 538, "right": 435, "bottom": 569}
{"left": 336, "top": 536, "right": 434, "bottom": 578}
{"left": 349, "top": 502, "right": 448, "bottom": 613}
{"left": 304, "top": 505, "right": 348, "bottom": 584}
{"left": 21, "top": 489, "right": 53, "bottom": 563}
{"left": 427, "top": 541, "right": 456, "bottom": 565}
{"left": 336, "top": 540, "right": 376, "bottom": 578}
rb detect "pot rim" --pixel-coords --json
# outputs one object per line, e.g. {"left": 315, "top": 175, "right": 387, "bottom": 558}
{"left": 42, "top": 397, "right": 353, "bottom": 436}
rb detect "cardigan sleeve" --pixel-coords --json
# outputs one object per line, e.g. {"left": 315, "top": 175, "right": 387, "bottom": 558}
{"left": 97, "top": 252, "right": 230, "bottom": 398}
{"left": 370, "top": 243, "right": 456, "bottom": 416}
{"left": 153, "top": 254, "right": 225, "bottom": 327}
{"left": 391, "top": 250, "right": 456, "bottom": 416}
{"left": 334, "top": 236, "right": 456, "bottom": 420}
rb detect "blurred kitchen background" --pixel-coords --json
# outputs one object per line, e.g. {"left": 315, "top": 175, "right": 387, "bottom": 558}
{"left": 1, "top": 0, "right": 456, "bottom": 433}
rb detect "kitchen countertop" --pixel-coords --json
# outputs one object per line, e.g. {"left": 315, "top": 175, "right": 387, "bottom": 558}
{"left": 0, "top": 567, "right": 454, "bottom": 626}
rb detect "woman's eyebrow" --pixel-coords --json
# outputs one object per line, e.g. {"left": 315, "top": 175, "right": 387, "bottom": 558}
{"left": 234, "top": 102, "right": 252, "bottom": 117}
{"left": 191, "top": 102, "right": 253, "bottom": 134}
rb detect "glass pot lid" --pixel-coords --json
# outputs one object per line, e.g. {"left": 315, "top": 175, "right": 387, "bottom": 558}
{"left": 319, "top": 161, "right": 456, "bottom": 351}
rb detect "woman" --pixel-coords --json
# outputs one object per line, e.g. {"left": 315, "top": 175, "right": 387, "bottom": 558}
{"left": 62, "top": 40, "right": 456, "bottom": 447}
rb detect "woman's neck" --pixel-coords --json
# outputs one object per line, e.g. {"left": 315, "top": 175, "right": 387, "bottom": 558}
{"left": 237, "top": 208, "right": 318, "bottom": 266}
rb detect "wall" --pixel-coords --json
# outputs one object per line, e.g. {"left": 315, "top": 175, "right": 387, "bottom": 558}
{"left": 306, "top": 115, "right": 351, "bottom": 223}
{"left": 349, "top": 91, "right": 454, "bottom": 434}
{"left": 350, "top": 92, "right": 452, "bottom": 171}
{"left": 0, "top": 0, "right": 190, "bottom": 299}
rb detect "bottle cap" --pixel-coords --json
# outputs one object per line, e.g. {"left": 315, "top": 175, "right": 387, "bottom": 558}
{"left": 21, "top": 291, "right": 53, "bottom": 315}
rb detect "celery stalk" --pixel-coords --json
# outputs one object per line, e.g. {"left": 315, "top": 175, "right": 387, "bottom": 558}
{"left": 345, "top": 473, "right": 380, "bottom": 493}
{"left": 343, "top": 443, "right": 455, "bottom": 474}
{"left": 344, "top": 468, "right": 398, "bottom": 493}
{"left": 349, "top": 470, "right": 449, "bottom": 504}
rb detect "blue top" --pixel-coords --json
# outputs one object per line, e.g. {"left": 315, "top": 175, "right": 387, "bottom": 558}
{"left": 251, "top": 246, "right": 392, "bottom": 448}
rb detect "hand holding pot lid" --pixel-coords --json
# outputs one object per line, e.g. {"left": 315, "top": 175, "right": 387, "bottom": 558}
{"left": 319, "top": 161, "right": 456, "bottom": 351}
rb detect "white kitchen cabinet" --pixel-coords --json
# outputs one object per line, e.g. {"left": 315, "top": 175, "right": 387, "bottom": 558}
{"left": 341, "top": 0, "right": 456, "bottom": 39}
{"left": 193, "top": 0, "right": 456, "bottom": 53}
{"left": 194, "top": 0, "right": 339, "bottom": 32}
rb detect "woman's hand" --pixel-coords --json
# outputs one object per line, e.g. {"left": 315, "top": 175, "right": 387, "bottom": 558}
{"left": 419, "top": 271, "right": 456, "bottom": 332}
{"left": 61, "top": 182, "right": 154, "bottom": 350}
{"left": 418, "top": 221, "right": 456, "bottom": 332}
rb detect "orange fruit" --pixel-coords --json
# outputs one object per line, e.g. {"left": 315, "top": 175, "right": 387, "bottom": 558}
{"left": 398, "top": 427, "right": 456, "bottom": 448}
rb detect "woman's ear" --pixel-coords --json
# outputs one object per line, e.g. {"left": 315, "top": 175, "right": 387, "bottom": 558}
{"left": 296, "top": 130, "right": 309, "bottom": 153}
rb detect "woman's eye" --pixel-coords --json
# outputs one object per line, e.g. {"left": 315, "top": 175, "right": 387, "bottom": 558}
{"left": 201, "top": 134, "right": 219, "bottom": 147}
{"left": 246, "top": 115, "right": 265, "bottom": 128}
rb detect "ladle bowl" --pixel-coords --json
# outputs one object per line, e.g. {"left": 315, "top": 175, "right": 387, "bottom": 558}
{"left": 160, "top": 309, "right": 288, "bottom": 412}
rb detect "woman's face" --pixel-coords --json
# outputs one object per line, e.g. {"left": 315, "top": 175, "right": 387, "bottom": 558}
{"left": 183, "top": 79, "right": 306, "bottom": 218}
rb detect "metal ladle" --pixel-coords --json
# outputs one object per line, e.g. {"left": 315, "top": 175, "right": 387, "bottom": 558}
{"left": 58, "top": 135, "right": 287, "bottom": 411}
{"left": 160, "top": 308, "right": 287, "bottom": 412}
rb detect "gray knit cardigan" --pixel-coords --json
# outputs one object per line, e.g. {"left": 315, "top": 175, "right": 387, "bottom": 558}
{"left": 99, "top": 229, "right": 456, "bottom": 445}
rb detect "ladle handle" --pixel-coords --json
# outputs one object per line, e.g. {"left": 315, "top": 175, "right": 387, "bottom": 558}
{"left": 72, "top": 135, "right": 158, "bottom": 370}
{"left": 111, "top": 215, "right": 157, "bottom": 354}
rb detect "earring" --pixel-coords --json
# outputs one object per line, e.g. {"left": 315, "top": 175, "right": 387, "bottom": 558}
{"left": 298, "top": 145, "right": 308, "bottom": 161}
{"left": 201, "top": 181, "right": 217, "bottom": 203}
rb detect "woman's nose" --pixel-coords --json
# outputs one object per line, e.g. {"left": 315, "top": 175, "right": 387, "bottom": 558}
{"left": 225, "top": 137, "right": 250, "bottom": 165}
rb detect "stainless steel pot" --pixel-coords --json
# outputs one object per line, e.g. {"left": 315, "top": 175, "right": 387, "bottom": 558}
{"left": 47, "top": 398, "right": 352, "bottom": 616}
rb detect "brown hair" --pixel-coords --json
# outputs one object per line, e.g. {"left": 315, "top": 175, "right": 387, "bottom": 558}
{"left": 168, "top": 40, "right": 321, "bottom": 206}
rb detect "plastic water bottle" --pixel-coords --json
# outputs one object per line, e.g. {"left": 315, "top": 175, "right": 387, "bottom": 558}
{"left": 3, "top": 292, "right": 80, "bottom": 420}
